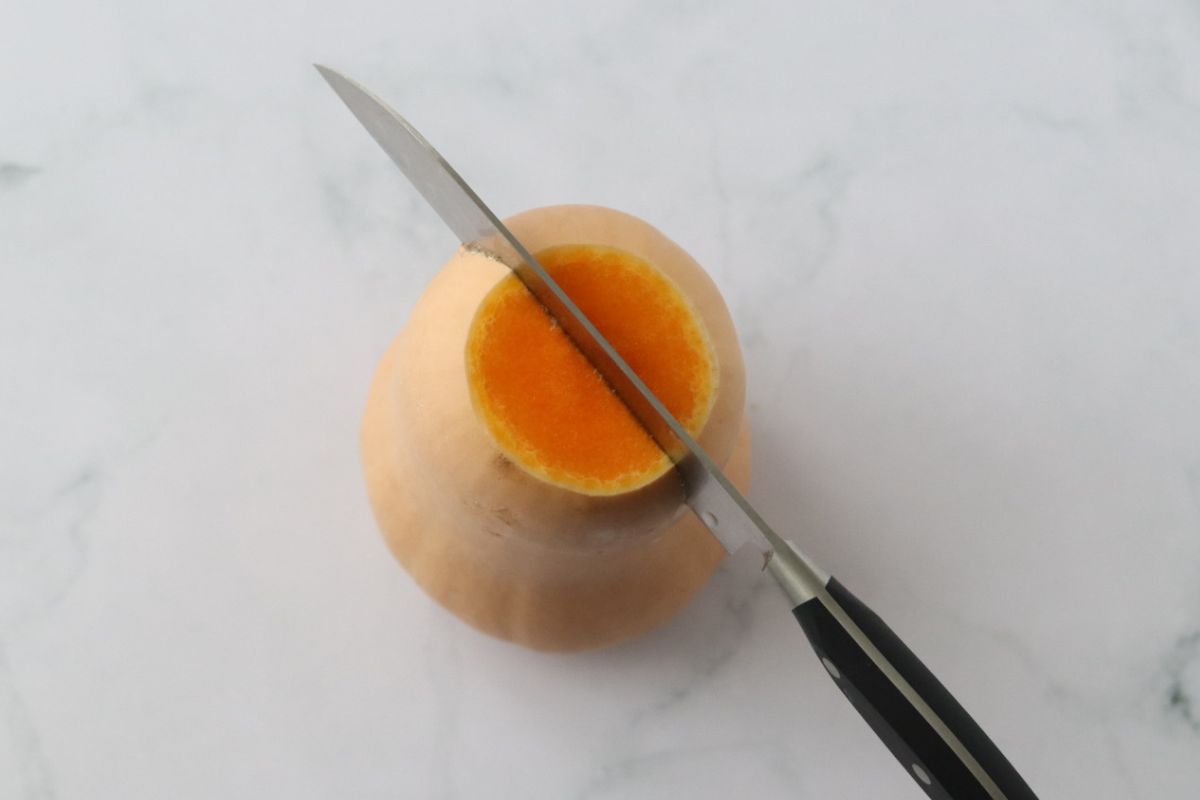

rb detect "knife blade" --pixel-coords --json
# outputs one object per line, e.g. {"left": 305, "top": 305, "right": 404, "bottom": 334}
{"left": 317, "top": 65, "right": 1039, "bottom": 800}
{"left": 313, "top": 64, "right": 774, "bottom": 561}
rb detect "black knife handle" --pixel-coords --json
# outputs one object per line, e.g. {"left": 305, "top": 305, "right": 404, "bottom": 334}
{"left": 793, "top": 578, "right": 1038, "bottom": 799}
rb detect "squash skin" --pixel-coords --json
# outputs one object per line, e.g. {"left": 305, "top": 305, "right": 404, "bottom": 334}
{"left": 361, "top": 205, "right": 749, "bottom": 651}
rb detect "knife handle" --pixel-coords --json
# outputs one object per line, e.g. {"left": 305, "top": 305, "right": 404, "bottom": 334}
{"left": 792, "top": 578, "right": 1038, "bottom": 799}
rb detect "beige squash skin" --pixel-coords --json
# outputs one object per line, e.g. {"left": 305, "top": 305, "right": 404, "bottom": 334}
{"left": 361, "top": 205, "right": 749, "bottom": 651}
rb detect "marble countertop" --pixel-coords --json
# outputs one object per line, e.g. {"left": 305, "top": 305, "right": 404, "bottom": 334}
{"left": 4, "top": 1, "right": 1200, "bottom": 797}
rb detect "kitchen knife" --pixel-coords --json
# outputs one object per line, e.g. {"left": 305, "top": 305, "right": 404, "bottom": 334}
{"left": 317, "top": 65, "right": 1039, "bottom": 800}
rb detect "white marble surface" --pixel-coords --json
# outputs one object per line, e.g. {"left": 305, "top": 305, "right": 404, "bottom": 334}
{"left": 3, "top": 1, "right": 1200, "bottom": 797}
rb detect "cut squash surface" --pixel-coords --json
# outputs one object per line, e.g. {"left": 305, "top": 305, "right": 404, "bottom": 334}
{"left": 466, "top": 244, "right": 717, "bottom": 494}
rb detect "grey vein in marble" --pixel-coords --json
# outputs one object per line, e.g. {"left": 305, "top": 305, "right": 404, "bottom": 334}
{"left": 1163, "top": 630, "right": 1200, "bottom": 733}
{"left": 0, "top": 163, "right": 41, "bottom": 189}
{"left": 627, "top": 577, "right": 772, "bottom": 728}
{"left": 0, "top": 649, "right": 56, "bottom": 800}
{"left": 0, "top": 466, "right": 100, "bottom": 637}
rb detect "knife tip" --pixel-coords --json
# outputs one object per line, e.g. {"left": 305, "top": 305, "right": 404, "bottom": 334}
{"left": 313, "top": 63, "right": 339, "bottom": 83}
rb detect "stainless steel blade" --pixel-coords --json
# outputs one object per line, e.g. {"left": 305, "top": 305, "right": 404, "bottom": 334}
{"left": 316, "top": 66, "right": 821, "bottom": 591}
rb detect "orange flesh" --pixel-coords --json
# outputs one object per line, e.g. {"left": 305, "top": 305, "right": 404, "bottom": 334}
{"left": 466, "top": 244, "right": 717, "bottom": 494}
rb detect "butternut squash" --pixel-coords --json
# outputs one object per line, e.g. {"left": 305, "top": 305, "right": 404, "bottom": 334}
{"left": 361, "top": 205, "right": 749, "bottom": 651}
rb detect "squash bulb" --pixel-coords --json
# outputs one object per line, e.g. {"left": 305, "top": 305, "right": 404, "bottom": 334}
{"left": 361, "top": 205, "right": 749, "bottom": 651}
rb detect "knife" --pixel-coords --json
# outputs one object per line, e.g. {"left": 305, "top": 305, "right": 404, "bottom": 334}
{"left": 317, "top": 65, "right": 1039, "bottom": 800}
